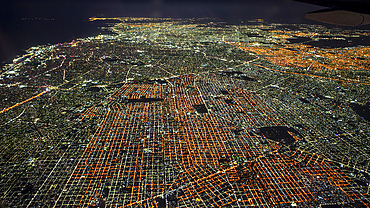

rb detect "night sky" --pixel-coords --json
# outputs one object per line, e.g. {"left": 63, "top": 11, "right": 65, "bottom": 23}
{"left": 0, "top": 0, "right": 327, "bottom": 64}
{"left": 1, "top": 0, "right": 326, "bottom": 21}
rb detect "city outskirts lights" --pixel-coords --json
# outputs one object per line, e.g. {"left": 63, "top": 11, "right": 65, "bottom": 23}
{"left": 88, "top": 17, "right": 122, "bottom": 22}
{"left": 21, "top": 18, "right": 55, "bottom": 21}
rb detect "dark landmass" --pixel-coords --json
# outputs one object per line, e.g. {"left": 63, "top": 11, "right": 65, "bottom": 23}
{"left": 193, "top": 104, "right": 208, "bottom": 113}
{"left": 350, "top": 103, "right": 370, "bottom": 122}
{"left": 259, "top": 126, "right": 300, "bottom": 145}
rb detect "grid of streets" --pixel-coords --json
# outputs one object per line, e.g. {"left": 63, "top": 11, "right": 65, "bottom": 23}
{"left": 51, "top": 74, "right": 369, "bottom": 207}
{"left": 1, "top": 17, "right": 370, "bottom": 208}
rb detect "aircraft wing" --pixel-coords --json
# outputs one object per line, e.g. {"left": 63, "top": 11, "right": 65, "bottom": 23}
{"left": 293, "top": 0, "right": 370, "bottom": 25}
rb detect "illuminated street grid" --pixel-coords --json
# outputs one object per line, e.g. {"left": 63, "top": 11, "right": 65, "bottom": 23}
{"left": 1, "top": 17, "right": 370, "bottom": 207}
{"left": 47, "top": 74, "right": 368, "bottom": 207}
